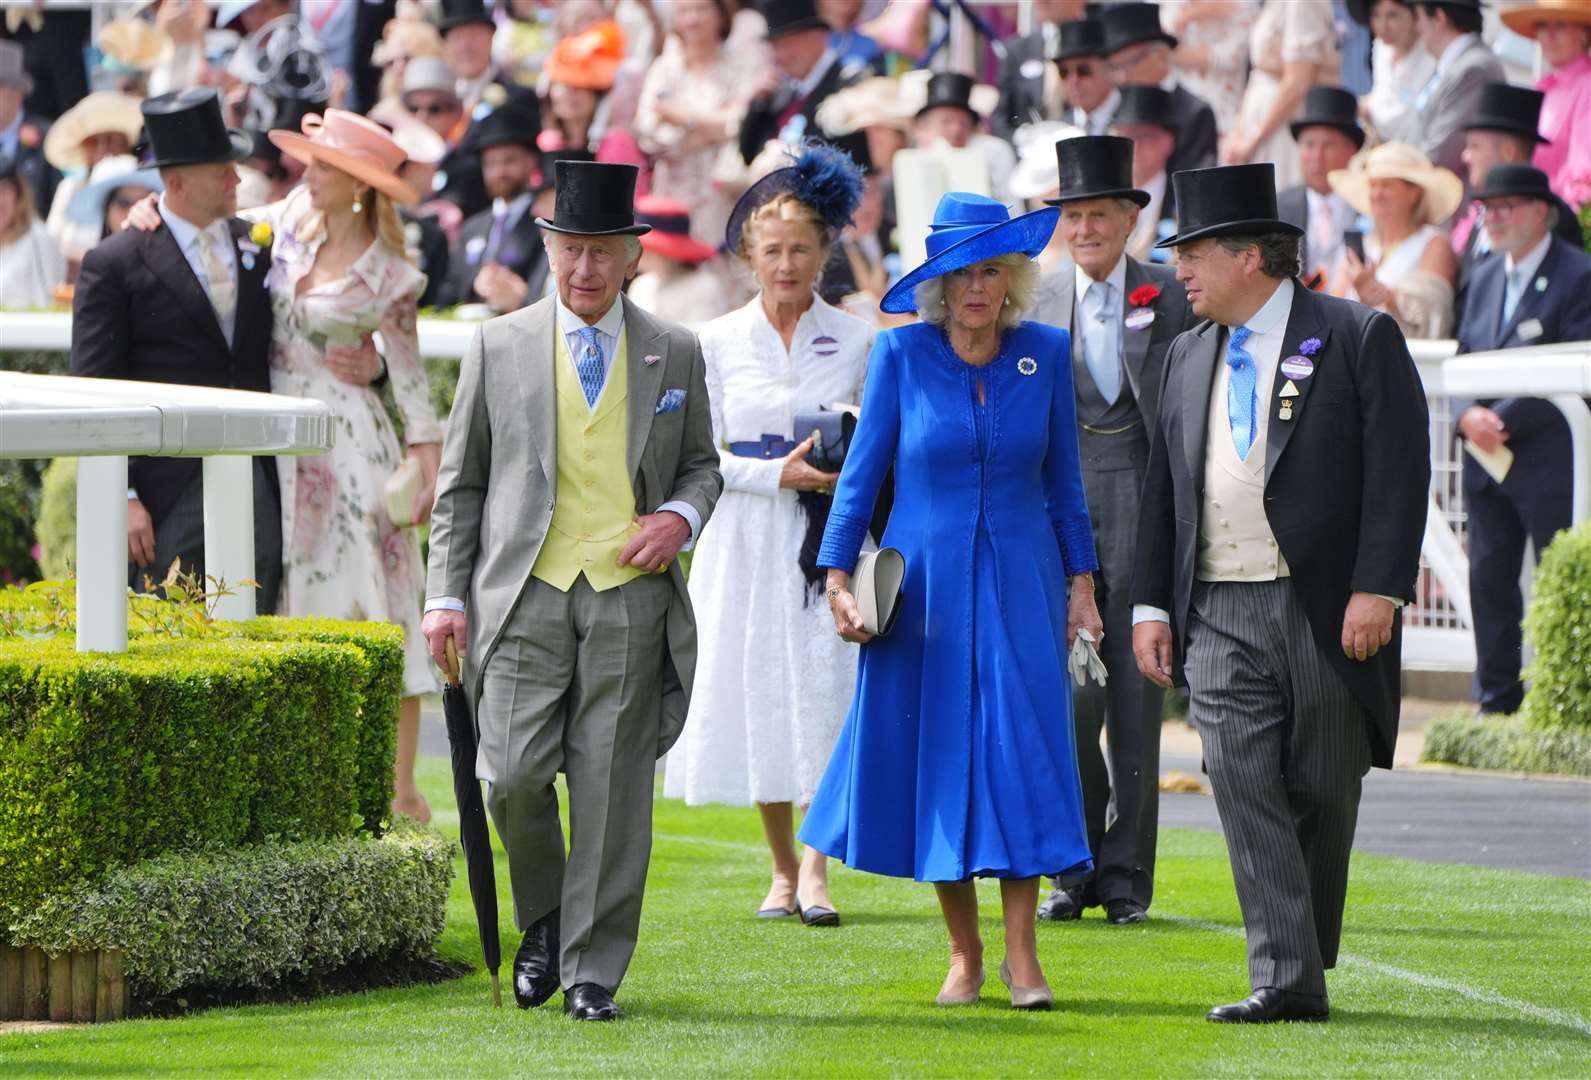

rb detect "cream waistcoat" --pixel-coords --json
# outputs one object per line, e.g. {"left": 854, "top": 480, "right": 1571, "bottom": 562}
{"left": 1195, "top": 355, "right": 1290, "bottom": 582}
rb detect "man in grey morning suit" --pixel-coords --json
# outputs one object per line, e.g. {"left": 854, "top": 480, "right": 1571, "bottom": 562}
{"left": 422, "top": 161, "right": 722, "bottom": 1022}
{"left": 1132, "top": 164, "right": 1429, "bottom": 1023}
{"left": 1030, "top": 135, "right": 1196, "bottom": 927}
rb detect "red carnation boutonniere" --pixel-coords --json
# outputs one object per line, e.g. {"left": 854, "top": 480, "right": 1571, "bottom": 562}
{"left": 1128, "top": 283, "right": 1161, "bottom": 308}
{"left": 18, "top": 123, "right": 41, "bottom": 150}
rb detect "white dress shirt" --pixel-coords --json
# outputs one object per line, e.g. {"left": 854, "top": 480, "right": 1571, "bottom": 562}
{"left": 1502, "top": 229, "right": 1553, "bottom": 320}
{"left": 424, "top": 296, "right": 702, "bottom": 615}
{"left": 158, "top": 194, "right": 237, "bottom": 345}
{"left": 1070, "top": 87, "right": 1121, "bottom": 136}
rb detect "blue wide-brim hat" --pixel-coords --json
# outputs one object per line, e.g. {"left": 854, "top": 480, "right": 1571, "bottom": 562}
{"left": 67, "top": 164, "right": 164, "bottom": 226}
{"left": 880, "top": 193, "right": 1059, "bottom": 314}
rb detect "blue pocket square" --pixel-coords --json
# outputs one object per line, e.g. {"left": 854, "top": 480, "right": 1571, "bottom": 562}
{"left": 656, "top": 388, "right": 687, "bottom": 414}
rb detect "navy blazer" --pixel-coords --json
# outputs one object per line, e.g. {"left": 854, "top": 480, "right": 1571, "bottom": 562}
{"left": 1454, "top": 236, "right": 1591, "bottom": 496}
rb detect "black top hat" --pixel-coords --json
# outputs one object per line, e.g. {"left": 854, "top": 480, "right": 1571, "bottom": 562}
{"left": 535, "top": 160, "right": 650, "bottom": 236}
{"left": 917, "top": 72, "right": 980, "bottom": 120}
{"left": 760, "top": 0, "right": 830, "bottom": 41}
{"left": 1155, "top": 163, "right": 1303, "bottom": 248}
{"left": 471, "top": 105, "right": 539, "bottom": 154}
{"left": 1472, "top": 162, "right": 1554, "bottom": 203}
{"left": 141, "top": 88, "right": 252, "bottom": 169}
{"left": 1288, "top": 86, "right": 1366, "bottom": 148}
{"left": 1053, "top": 19, "right": 1107, "bottom": 62}
{"left": 435, "top": 0, "right": 494, "bottom": 34}
{"left": 1110, "top": 84, "right": 1177, "bottom": 133}
{"left": 1045, "top": 134, "right": 1151, "bottom": 208}
{"left": 1463, "top": 82, "right": 1550, "bottom": 144}
{"left": 533, "top": 146, "right": 594, "bottom": 193}
{"left": 1346, "top": 0, "right": 1415, "bottom": 26}
{"left": 1099, "top": 2, "right": 1179, "bottom": 54}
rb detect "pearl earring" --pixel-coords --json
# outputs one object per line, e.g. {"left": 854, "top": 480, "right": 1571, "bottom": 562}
{"left": 1002, "top": 296, "right": 1011, "bottom": 307}
{"left": 352, "top": 194, "right": 364, "bottom": 214}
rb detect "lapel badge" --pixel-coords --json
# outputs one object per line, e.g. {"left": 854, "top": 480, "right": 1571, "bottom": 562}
{"left": 241, "top": 251, "right": 256, "bottom": 271}
{"left": 643, "top": 353, "right": 662, "bottom": 366}
{"left": 1278, "top": 399, "right": 1295, "bottom": 422}
{"left": 1017, "top": 356, "right": 1037, "bottom": 376}
{"left": 1534, "top": 276, "right": 1548, "bottom": 293}
{"left": 1279, "top": 379, "right": 1300, "bottom": 398}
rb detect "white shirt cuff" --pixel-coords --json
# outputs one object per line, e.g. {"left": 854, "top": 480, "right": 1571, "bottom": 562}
{"left": 657, "top": 500, "right": 701, "bottom": 552}
{"left": 425, "top": 596, "right": 466, "bottom": 614}
{"left": 1132, "top": 604, "right": 1172, "bottom": 625}
{"left": 1376, "top": 594, "right": 1406, "bottom": 608}
{"left": 127, "top": 488, "right": 139, "bottom": 500}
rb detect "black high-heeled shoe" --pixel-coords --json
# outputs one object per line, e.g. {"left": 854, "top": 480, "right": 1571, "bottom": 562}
{"left": 796, "top": 901, "right": 840, "bottom": 927}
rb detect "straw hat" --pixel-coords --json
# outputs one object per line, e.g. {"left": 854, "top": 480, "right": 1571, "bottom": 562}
{"left": 98, "top": 17, "right": 172, "bottom": 75}
{"left": 44, "top": 92, "right": 146, "bottom": 171}
{"left": 544, "top": 21, "right": 625, "bottom": 91}
{"left": 815, "top": 77, "right": 914, "bottom": 136}
{"left": 1500, "top": 0, "right": 1591, "bottom": 37}
{"left": 372, "top": 17, "right": 443, "bottom": 67}
{"left": 269, "top": 110, "right": 418, "bottom": 203}
{"left": 1327, "top": 142, "right": 1465, "bottom": 227}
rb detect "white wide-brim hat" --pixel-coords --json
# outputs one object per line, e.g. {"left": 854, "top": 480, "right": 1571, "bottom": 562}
{"left": 1328, "top": 142, "right": 1465, "bottom": 227}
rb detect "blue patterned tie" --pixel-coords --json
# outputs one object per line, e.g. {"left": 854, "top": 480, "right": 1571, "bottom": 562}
{"left": 575, "top": 325, "right": 605, "bottom": 408}
{"left": 1082, "top": 279, "right": 1121, "bottom": 404}
{"left": 1225, "top": 325, "right": 1256, "bottom": 459}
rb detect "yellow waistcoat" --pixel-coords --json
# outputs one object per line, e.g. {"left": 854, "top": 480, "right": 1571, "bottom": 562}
{"left": 529, "top": 326, "right": 648, "bottom": 593}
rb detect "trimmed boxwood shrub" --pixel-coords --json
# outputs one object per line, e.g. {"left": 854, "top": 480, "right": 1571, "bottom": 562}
{"left": 0, "top": 635, "right": 372, "bottom": 926}
{"left": 1519, "top": 524, "right": 1591, "bottom": 731}
{"left": 1422, "top": 710, "right": 1591, "bottom": 776}
{"left": 8, "top": 827, "right": 454, "bottom": 997}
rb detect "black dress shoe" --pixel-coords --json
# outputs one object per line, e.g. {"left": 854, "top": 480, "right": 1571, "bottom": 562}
{"left": 797, "top": 902, "right": 840, "bottom": 927}
{"left": 1036, "top": 886, "right": 1088, "bottom": 922}
{"left": 512, "top": 909, "right": 560, "bottom": 1009}
{"left": 564, "top": 982, "right": 621, "bottom": 1021}
{"left": 1207, "top": 987, "right": 1329, "bottom": 1024}
{"left": 1105, "top": 899, "right": 1148, "bottom": 925}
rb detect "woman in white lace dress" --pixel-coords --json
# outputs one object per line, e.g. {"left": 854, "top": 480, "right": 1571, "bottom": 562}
{"left": 1222, "top": 0, "right": 1341, "bottom": 190}
{"left": 664, "top": 145, "right": 872, "bottom": 926}
{"left": 262, "top": 112, "right": 443, "bottom": 822}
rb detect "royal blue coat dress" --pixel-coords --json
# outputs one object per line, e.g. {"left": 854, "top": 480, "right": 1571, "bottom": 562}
{"left": 799, "top": 320, "right": 1098, "bottom": 883}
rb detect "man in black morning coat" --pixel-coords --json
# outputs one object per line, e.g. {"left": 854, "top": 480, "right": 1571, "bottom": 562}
{"left": 738, "top": 0, "right": 871, "bottom": 171}
{"left": 1132, "top": 164, "right": 1429, "bottom": 1024}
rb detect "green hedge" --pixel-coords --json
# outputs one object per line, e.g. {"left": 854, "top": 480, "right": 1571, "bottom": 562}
{"left": 1519, "top": 524, "right": 1591, "bottom": 731}
{"left": 1421, "top": 710, "right": 1591, "bottom": 776}
{"left": 8, "top": 826, "right": 454, "bottom": 997}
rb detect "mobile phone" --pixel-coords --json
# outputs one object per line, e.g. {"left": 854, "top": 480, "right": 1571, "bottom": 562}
{"left": 1343, "top": 229, "right": 1366, "bottom": 263}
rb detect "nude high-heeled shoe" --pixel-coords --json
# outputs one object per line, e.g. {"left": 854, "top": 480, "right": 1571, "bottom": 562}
{"left": 998, "top": 960, "right": 1053, "bottom": 1010}
{"left": 935, "top": 967, "right": 985, "bottom": 1006}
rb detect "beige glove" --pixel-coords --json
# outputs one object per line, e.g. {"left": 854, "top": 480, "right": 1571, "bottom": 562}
{"left": 1069, "top": 628, "right": 1108, "bottom": 688}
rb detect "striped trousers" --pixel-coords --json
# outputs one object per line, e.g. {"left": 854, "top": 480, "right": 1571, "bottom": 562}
{"left": 1184, "top": 578, "right": 1371, "bottom": 999}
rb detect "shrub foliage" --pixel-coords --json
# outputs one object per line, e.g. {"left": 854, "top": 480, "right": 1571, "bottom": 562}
{"left": 1519, "top": 524, "right": 1591, "bottom": 731}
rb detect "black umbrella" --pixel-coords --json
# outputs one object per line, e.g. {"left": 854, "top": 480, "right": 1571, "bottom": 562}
{"left": 442, "top": 639, "right": 502, "bottom": 1007}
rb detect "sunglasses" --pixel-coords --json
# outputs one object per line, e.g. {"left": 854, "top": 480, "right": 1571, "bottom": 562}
{"left": 408, "top": 101, "right": 460, "bottom": 117}
{"left": 1057, "top": 63, "right": 1097, "bottom": 79}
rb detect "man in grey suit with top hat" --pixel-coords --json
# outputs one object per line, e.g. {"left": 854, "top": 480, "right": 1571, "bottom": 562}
{"left": 1030, "top": 135, "right": 1196, "bottom": 927}
{"left": 422, "top": 160, "right": 722, "bottom": 1022}
{"left": 1132, "top": 163, "right": 1428, "bottom": 1022}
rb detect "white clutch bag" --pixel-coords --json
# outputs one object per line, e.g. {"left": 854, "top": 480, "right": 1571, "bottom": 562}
{"left": 385, "top": 457, "right": 423, "bottom": 527}
{"left": 852, "top": 548, "right": 905, "bottom": 637}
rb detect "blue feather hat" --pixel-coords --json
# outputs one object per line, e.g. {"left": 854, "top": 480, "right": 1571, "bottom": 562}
{"left": 724, "top": 141, "right": 866, "bottom": 256}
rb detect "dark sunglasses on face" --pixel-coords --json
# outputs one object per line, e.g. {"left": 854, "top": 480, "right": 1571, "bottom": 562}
{"left": 409, "top": 101, "right": 459, "bottom": 117}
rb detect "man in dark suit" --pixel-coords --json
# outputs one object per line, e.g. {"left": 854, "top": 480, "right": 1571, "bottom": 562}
{"left": 1030, "top": 136, "right": 1198, "bottom": 927}
{"left": 1387, "top": 0, "right": 1503, "bottom": 175}
{"left": 1454, "top": 163, "right": 1591, "bottom": 716}
{"left": 738, "top": 0, "right": 871, "bottom": 170}
{"left": 1452, "top": 83, "right": 1583, "bottom": 301}
{"left": 0, "top": 40, "right": 56, "bottom": 215}
{"left": 1276, "top": 87, "right": 1367, "bottom": 287}
{"left": 1098, "top": 3, "right": 1218, "bottom": 175}
{"left": 1108, "top": 85, "right": 1180, "bottom": 264}
{"left": 434, "top": 108, "right": 548, "bottom": 310}
{"left": 1132, "top": 164, "right": 1429, "bottom": 1023}
{"left": 993, "top": 0, "right": 1086, "bottom": 138}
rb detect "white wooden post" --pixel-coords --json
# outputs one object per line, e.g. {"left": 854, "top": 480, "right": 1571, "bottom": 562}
{"left": 203, "top": 456, "right": 257, "bottom": 621}
{"left": 75, "top": 455, "right": 128, "bottom": 653}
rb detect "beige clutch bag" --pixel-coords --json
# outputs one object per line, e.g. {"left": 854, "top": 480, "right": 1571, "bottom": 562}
{"left": 385, "top": 457, "right": 423, "bottom": 527}
{"left": 853, "top": 548, "right": 905, "bottom": 636}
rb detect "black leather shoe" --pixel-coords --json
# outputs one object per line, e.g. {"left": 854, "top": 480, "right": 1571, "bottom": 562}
{"left": 512, "top": 909, "right": 560, "bottom": 1009}
{"left": 564, "top": 982, "right": 621, "bottom": 1021}
{"left": 1105, "top": 899, "right": 1148, "bottom": 925}
{"left": 1207, "top": 988, "right": 1329, "bottom": 1024}
{"left": 797, "top": 902, "right": 840, "bottom": 927}
{"left": 1036, "top": 886, "right": 1088, "bottom": 922}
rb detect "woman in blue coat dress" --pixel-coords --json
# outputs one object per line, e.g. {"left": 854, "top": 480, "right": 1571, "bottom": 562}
{"left": 800, "top": 192, "right": 1104, "bottom": 1010}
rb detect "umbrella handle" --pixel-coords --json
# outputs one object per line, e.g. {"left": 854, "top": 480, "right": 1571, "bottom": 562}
{"left": 491, "top": 969, "right": 502, "bottom": 1009}
{"left": 444, "top": 636, "right": 462, "bottom": 687}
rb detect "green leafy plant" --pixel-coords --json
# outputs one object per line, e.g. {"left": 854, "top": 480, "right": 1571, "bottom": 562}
{"left": 1520, "top": 524, "right": 1591, "bottom": 731}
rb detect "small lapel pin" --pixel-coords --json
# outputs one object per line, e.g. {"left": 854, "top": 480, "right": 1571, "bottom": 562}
{"left": 1279, "top": 380, "right": 1300, "bottom": 398}
{"left": 643, "top": 353, "right": 661, "bottom": 366}
{"left": 1278, "top": 399, "right": 1295, "bottom": 422}
{"left": 1017, "top": 356, "right": 1037, "bottom": 375}
{"left": 1534, "top": 276, "right": 1548, "bottom": 292}
{"left": 241, "top": 252, "right": 256, "bottom": 271}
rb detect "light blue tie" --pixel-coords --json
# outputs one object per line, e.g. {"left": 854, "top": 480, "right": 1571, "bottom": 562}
{"left": 1082, "top": 279, "right": 1121, "bottom": 404}
{"left": 1502, "top": 265, "right": 1525, "bottom": 325}
{"left": 1225, "top": 325, "right": 1257, "bottom": 459}
{"left": 1412, "top": 69, "right": 1440, "bottom": 112}
{"left": 575, "top": 325, "right": 606, "bottom": 408}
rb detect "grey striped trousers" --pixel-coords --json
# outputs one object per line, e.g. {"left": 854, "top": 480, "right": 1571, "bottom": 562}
{"left": 1184, "top": 578, "right": 1371, "bottom": 999}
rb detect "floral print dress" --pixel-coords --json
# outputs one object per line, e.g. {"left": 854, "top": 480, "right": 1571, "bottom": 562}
{"left": 256, "top": 188, "right": 443, "bottom": 697}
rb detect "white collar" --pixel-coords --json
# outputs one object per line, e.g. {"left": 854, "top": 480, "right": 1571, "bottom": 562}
{"left": 793, "top": 48, "right": 838, "bottom": 99}
{"left": 1239, "top": 276, "right": 1295, "bottom": 336}
{"left": 1304, "top": 186, "right": 1349, "bottom": 213}
{"left": 157, "top": 193, "right": 221, "bottom": 251}
{"left": 1074, "top": 251, "right": 1128, "bottom": 299}
{"left": 1088, "top": 86, "right": 1121, "bottom": 124}
{"left": 492, "top": 192, "right": 533, "bottom": 224}
{"left": 555, "top": 293, "right": 625, "bottom": 340}
{"left": 1158, "top": 72, "right": 1178, "bottom": 93}
{"left": 1435, "top": 33, "right": 1476, "bottom": 76}
{"left": 1504, "top": 230, "right": 1553, "bottom": 285}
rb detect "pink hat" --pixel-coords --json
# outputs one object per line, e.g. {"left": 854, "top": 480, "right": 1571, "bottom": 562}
{"left": 269, "top": 109, "right": 417, "bottom": 204}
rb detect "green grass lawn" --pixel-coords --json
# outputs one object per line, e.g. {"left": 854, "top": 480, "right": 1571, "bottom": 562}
{"left": 4, "top": 756, "right": 1589, "bottom": 1078}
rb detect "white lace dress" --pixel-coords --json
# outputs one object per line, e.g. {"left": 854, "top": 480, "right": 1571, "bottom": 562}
{"left": 664, "top": 294, "right": 873, "bottom": 806}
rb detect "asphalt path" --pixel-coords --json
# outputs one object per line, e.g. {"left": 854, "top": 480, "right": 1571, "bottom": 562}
{"left": 418, "top": 707, "right": 1591, "bottom": 880}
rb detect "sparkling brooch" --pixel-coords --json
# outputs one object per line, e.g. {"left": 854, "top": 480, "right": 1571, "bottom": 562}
{"left": 1017, "top": 357, "right": 1037, "bottom": 376}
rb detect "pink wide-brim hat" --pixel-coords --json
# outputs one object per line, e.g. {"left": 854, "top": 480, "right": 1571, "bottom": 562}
{"left": 269, "top": 109, "right": 418, "bottom": 204}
